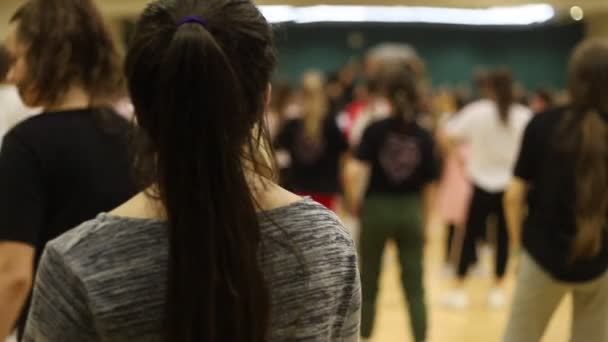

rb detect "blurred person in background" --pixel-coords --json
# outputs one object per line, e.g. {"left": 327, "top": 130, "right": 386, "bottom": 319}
{"left": 443, "top": 68, "right": 532, "bottom": 309}
{"left": 434, "top": 88, "right": 472, "bottom": 277}
{"left": 347, "top": 65, "right": 439, "bottom": 342}
{"left": 529, "top": 88, "right": 554, "bottom": 114}
{"left": 326, "top": 60, "right": 360, "bottom": 116}
{"left": 347, "top": 68, "right": 393, "bottom": 147}
{"left": 275, "top": 71, "right": 349, "bottom": 211}
{"left": 23, "top": 0, "right": 360, "bottom": 340}
{"left": 513, "top": 81, "right": 528, "bottom": 106}
{"left": 0, "top": 0, "right": 138, "bottom": 338}
{"left": 554, "top": 89, "right": 571, "bottom": 107}
{"left": 337, "top": 61, "right": 359, "bottom": 110}
{"left": 348, "top": 44, "right": 430, "bottom": 147}
{"left": 364, "top": 43, "right": 426, "bottom": 82}
{"left": 266, "top": 79, "right": 296, "bottom": 139}
{"left": 472, "top": 68, "right": 491, "bottom": 101}
{"left": 337, "top": 78, "right": 370, "bottom": 137}
{"left": 0, "top": 46, "right": 37, "bottom": 146}
{"left": 327, "top": 72, "right": 346, "bottom": 116}
{"left": 504, "top": 39, "right": 608, "bottom": 342}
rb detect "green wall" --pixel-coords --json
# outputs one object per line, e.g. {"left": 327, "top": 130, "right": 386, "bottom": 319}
{"left": 274, "top": 22, "right": 585, "bottom": 90}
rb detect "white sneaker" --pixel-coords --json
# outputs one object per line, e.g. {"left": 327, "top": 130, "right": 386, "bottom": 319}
{"left": 441, "top": 288, "right": 469, "bottom": 309}
{"left": 471, "top": 262, "right": 489, "bottom": 278}
{"left": 488, "top": 287, "right": 506, "bottom": 309}
{"left": 440, "top": 263, "right": 455, "bottom": 279}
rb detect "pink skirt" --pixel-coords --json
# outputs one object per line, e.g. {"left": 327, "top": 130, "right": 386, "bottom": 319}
{"left": 437, "top": 145, "right": 472, "bottom": 226}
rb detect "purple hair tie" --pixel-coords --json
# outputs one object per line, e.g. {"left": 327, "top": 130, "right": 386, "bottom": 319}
{"left": 177, "top": 15, "right": 207, "bottom": 28}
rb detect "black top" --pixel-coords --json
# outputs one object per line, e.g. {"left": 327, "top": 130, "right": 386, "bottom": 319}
{"left": 275, "top": 117, "right": 349, "bottom": 194}
{"left": 355, "top": 117, "right": 439, "bottom": 196}
{"left": 514, "top": 106, "right": 608, "bottom": 282}
{"left": 0, "top": 108, "right": 138, "bottom": 263}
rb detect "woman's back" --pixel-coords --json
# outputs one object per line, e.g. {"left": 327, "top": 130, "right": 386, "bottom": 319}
{"left": 447, "top": 99, "right": 531, "bottom": 192}
{"left": 276, "top": 117, "right": 348, "bottom": 194}
{"left": 23, "top": 198, "right": 360, "bottom": 341}
{"left": 23, "top": 0, "right": 361, "bottom": 340}
{"left": 515, "top": 106, "right": 608, "bottom": 281}
{"left": 0, "top": 108, "right": 137, "bottom": 262}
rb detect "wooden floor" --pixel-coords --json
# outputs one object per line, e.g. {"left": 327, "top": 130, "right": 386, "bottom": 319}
{"left": 368, "top": 223, "right": 571, "bottom": 342}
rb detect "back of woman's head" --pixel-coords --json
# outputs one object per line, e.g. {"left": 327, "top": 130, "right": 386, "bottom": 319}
{"left": 9, "top": 0, "right": 122, "bottom": 107}
{"left": 300, "top": 70, "right": 327, "bottom": 141}
{"left": 385, "top": 64, "right": 419, "bottom": 126}
{"left": 561, "top": 39, "right": 608, "bottom": 261}
{"left": 125, "top": 0, "right": 276, "bottom": 340}
{"left": 487, "top": 67, "right": 514, "bottom": 124}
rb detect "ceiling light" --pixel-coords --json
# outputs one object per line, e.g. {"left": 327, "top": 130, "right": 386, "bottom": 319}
{"left": 258, "top": 4, "right": 555, "bottom": 26}
{"left": 570, "top": 6, "right": 584, "bottom": 21}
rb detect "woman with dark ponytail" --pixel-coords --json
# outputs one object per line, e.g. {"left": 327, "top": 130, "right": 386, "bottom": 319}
{"left": 346, "top": 65, "right": 439, "bottom": 342}
{"left": 503, "top": 39, "right": 608, "bottom": 342}
{"left": 22, "top": 0, "right": 360, "bottom": 341}
{"left": 442, "top": 67, "right": 532, "bottom": 310}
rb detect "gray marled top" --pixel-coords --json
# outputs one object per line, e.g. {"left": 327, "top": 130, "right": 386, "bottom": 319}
{"left": 23, "top": 198, "right": 360, "bottom": 341}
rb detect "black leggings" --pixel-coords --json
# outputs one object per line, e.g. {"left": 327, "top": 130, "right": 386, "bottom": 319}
{"left": 457, "top": 185, "right": 509, "bottom": 279}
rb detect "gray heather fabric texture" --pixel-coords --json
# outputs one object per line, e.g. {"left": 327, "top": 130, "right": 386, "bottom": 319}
{"left": 23, "top": 198, "right": 361, "bottom": 342}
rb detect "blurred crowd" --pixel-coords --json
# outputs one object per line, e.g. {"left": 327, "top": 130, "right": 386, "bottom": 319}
{"left": 268, "top": 40, "right": 608, "bottom": 342}
{"left": 267, "top": 44, "right": 564, "bottom": 144}
{"left": 0, "top": 1, "right": 607, "bottom": 341}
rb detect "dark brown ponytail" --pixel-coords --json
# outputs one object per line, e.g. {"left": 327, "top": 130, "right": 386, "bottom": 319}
{"left": 488, "top": 68, "right": 514, "bottom": 124}
{"left": 126, "top": 0, "right": 276, "bottom": 340}
{"left": 559, "top": 39, "right": 608, "bottom": 261}
{"left": 386, "top": 65, "right": 419, "bottom": 127}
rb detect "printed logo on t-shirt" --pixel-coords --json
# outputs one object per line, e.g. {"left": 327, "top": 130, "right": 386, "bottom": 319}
{"left": 379, "top": 132, "right": 420, "bottom": 184}
{"left": 295, "top": 131, "right": 326, "bottom": 164}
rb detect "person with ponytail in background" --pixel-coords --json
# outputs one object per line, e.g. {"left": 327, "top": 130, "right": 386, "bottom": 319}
{"left": 503, "top": 39, "right": 608, "bottom": 342}
{"left": 275, "top": 71, "right": 349, "bottom": 211}
{"left": 347, "top": 65, "right": 439, "bottom": 342}
{"left": 23, "top": 1, "right": 361, "bottom": 341}
{"left": 0, "top": 0, "right": 137, "bottom": 339}
{"left": 442, "top": 68, "right": 532, "bottom": 310}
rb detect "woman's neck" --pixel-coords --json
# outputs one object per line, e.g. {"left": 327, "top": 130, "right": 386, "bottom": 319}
{"left": 44, "top": 85, "right": 90, "bottom": 112}
{"left": 111, "top": 176, "right": 301, "bottom": 221}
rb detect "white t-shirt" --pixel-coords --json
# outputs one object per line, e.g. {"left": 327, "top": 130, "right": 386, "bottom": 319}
{"left": 0, "top": 85, "right": 38, "bottom": 145}
{"left": 446, "top": 99, "right": 532, "bottom": 192}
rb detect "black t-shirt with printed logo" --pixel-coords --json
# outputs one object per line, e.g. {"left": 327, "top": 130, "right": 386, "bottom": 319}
{"left": 514, "top": 106, "right": 608, "bottom": 282}
{"left": 355, "top": 117, "right": 439, "bottom": 196}
{"left": 275, "top": 116, "right": 349, "bottom": 194}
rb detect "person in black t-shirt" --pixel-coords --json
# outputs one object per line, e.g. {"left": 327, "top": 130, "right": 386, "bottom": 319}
{"left": 0, "top": 1, "right": 137, "bottom": 338}
{"left": 275, "top": 71, "right": 349, "bottom": 210}
{"left": 504, "top": 39, "right": 608, "bottom": 342}
{"left": 346, "top": 66, "right": 439, "bottom": 342}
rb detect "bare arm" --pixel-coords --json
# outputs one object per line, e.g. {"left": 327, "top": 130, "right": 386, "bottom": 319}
{"left": 504, "top": 178, "right": 529, "bottom": 251}
{"left": 343, "top": 157, "right": 370, "bottom": 215}
{"left": 0, "top": 242, "right": 34, "bottom": 339}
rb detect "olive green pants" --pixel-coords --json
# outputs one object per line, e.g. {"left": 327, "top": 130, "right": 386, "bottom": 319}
{"left": 359, "top": 195, "right": 427, "bottom": 342}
